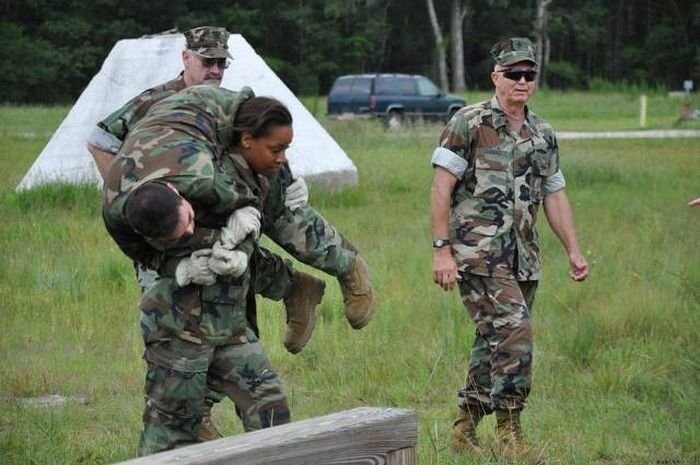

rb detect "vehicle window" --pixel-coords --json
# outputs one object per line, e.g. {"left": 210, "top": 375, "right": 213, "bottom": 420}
{"left": 375, "top": 77, "right": 399, "bottom": 96}
{"left": 351, "top": 77, "right": 372, "bottom": 97}
{"left": 417, "top": 76, "right": 441, "bottom": 96}
{"left": 330, "top": 77, "right": 354, "bottom": 96}
{"left": 399, "top": 77, "right": 416, "bottom": 95}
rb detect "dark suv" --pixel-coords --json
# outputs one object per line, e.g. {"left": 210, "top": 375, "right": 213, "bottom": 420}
{"left": 327, "top": 73, "right": 465, "bottom": 126}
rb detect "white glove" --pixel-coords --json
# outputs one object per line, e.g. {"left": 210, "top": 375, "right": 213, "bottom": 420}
{"left": 208, "top": 241, "right": 249, "bottom": 277}
{"left": 220, "top": 206, "right": 261, "bottom": 247}
{"left": 175, "top": 249, "right": 216, "bottom": 287}
{"left": 284, "top": 176, "right": 309, "bottom": 212}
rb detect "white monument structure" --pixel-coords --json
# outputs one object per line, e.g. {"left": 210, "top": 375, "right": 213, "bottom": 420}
{"left": 17, "top": 32, "right": 357, "bottom": 190}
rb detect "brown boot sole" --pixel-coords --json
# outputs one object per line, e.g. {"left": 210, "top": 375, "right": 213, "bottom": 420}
{"left": 347, "top": 296, "right": 377, "bottom": 330}
{"left": 284, "top": 281, "right": 325, "bottom": 354}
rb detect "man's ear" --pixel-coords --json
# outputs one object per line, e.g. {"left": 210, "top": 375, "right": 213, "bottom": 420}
{"left": 166, "top": 182, "right": 179, "bottom": 195}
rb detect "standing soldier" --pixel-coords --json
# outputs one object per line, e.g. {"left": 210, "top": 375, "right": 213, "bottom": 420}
{"left": 429, "top": 37, "right": 588, "bottom": 459}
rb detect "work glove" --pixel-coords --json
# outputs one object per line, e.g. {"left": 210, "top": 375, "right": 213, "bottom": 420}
{"left": 284, "top": 176, "right": 309, "bottom": 212}
{"left": 208, "top": 241, "right": 248, "bottom": 277}
{"left": 175, "top": 249, "right": 216, "bottom": 287}
{"left": 220, "top": 206, "right": 261, "bottom": 247}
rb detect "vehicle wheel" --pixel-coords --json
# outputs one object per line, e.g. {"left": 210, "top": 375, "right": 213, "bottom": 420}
{"left": 386, "top": 111, "right": 403, "bottom": 129}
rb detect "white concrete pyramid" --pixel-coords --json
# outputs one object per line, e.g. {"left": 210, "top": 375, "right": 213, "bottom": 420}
{"left": 17, "top": 33, "right": 357, "bottom": 190}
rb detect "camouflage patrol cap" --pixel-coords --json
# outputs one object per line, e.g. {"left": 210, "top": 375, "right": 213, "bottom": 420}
{"left": 184, "top": 26, "right": 233, "bottom": 59}
{"left": 490, "top": 37, "right": 537, "bottom": 67}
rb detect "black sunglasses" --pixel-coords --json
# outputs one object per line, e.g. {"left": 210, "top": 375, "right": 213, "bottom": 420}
{"left": 499, "top": 70, "right": 537, "bottom": 82}
{"left": 199, "top": 57, "right": 230, "bottom": 69}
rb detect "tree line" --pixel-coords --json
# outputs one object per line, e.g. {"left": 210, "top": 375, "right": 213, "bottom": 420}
{"left": 1, "top": 0, "right": 697, "bottom": 103}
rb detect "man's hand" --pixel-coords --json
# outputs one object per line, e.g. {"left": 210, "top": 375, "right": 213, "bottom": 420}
{"left": 433, "top": 247, "right": 459, "bottom": 291}
{"left": 569, "top": 252, "right": 589, "bottom": 281}
{"left": 175, "top": 249, "right": 216, "bottom": 286}
{"left": 220, "top": 206, "right": 261, "bottom": 247}
{"left": 208, "top": 241, "right": 248, "bottom": 277}
{"left": 285, "top": 177, "right": 309, "bottom": 211}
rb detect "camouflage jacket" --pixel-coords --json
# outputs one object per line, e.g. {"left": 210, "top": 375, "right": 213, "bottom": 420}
{"left": 102, "top": 85, "right": 278, "bottom": 345}
{"left": 89, "top": 75, "right": 187, "bottom": 153}
{"left": 433, "top": 96, "right": 560, "bottom": 281}
{"left": 139, "top": 150, "right": 270, "bottom": 346}
{"left": 102, "top": 85, "right": 262, "bottom": 274}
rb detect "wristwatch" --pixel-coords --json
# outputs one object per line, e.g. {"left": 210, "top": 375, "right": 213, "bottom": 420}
{"left": 432, "top": 238, "right": 450, "bottom": 249}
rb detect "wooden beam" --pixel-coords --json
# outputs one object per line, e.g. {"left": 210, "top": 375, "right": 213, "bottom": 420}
{"left": 114, "top": 407, "right": 418, "bottom": 465}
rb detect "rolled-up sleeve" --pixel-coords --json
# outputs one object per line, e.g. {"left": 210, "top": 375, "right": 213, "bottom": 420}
{"left": 431, "top": 146, "right": 468, "bottom": 178}
{"left": 87, "top": 126, "right": 122, "bottom": 153}
{"left": 544, "top": 169, "right": 566, "bottom": 195}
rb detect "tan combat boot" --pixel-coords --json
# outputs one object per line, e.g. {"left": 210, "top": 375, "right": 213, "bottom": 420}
{"left": 451, "top": 406, "right": 485, "bottom": 455}
{"left": 338, "top": 255, "right": 377, "bottom": 329}
{"left": 197, "top": 402, "right": 222, "bottom": 442}
{"left": 283, "top": 270, "right": 326, "bottom": 354}
{"left": 495, "top": 409, "right": 543, "bottom": 463}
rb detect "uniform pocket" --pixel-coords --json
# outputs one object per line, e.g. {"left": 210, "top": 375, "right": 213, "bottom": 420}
{"left": 528, "top": 143, "right": 556, "bottom": 203}
{"left": 529, "top": 142, "right": 557, "bottom": 177}
{"left": 200, "top": 279, "right": 246, "bottom": 306}
{"left": 140, "top": 277, "right": 201, "bottom": 338}
{"left": 199, "top": 279, "right": 249, "bottom": 342}
{"left": 473, "top": 147, "right": 510, "bottom": 200}
{"left": 144, "top": 338, "right": 212, "bottom": 372}
{"left": 452, "top": 207, "right": 499, "bottom": 245}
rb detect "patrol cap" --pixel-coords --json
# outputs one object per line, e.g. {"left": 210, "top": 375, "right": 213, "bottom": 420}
{"left": 184, "top": 26, "right": 233, "bottom": 59}
{"left": 490, "top": 37, "right": 537, "bottom": 67}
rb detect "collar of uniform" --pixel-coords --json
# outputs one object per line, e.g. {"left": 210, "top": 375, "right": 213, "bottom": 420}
{"left": 230, "top": 152, "right": 254, "bottom": 183}
{"left": 490, "top": 95, "right": 537, "bottom": 139}
{"left": 489, "top": 95, "right": 509, "bottom": 130}
{"left": 522, "top": 109, "right": 541, "bottom": 139}
{"left": 230, "top": 151, "right": 270, "bottom": 200}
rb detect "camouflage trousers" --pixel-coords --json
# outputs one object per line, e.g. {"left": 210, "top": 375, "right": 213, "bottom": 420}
{"left": 457, "top": 275, "right": 538, "bottom": 413}
{"left": 137, "top": 328, "right": 290, "bottom": 456}
{"left": 264, "top": 202, "right": 358, "bottom": 281}
{"left": 262, "top": 161, "right": 357, "bottom": 282}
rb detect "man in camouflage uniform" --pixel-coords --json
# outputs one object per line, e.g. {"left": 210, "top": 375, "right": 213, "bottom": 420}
{"left": 103, "top": 85, "right": 301, "bottom": 455}
{"left": 90, "top": 26, "right": 376, "bottom": 440}
{"left": 430, "top": 38, "right": 588, "bottom": 459}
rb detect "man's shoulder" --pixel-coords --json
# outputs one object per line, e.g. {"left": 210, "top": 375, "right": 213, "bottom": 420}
{"left": 445, "top": 100, "right": 492, "bottom": 136}
{"left": 131, "top": 77, "right": 187, "bottom": 106}
{"left": 153, "top": 85, "right": 224, "bottom": 110}
{"left": 99, "top": 76, "right": 186, "bottom": 137}
{"left": 456, "top": 100, "right": 491, "bottom": 126}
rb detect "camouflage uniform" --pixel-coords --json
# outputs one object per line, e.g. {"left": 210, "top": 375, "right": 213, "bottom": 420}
{"left": 103, "top": 86, "right": 291, "bottom": 455}
{"left": 432, "top": 95, "right": 563, "bottom": 412}
{"left": 91, "top": 79, "right": 357, "bottom": 298}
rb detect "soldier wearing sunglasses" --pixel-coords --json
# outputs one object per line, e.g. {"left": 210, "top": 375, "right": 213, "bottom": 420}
{"left": 430, "top": 37, "right": 588, "bottom": 460}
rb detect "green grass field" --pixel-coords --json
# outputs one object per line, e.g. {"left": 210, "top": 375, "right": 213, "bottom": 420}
{"left": 0, "top": 91, "right": 698, "bottom": 464}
